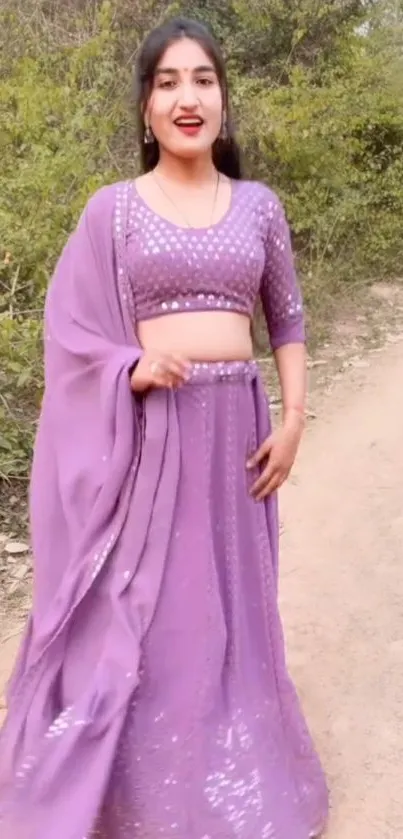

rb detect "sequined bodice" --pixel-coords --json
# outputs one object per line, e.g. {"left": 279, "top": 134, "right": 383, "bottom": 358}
{"left": 125, "top": 179, "right": 305, "bottom": 351}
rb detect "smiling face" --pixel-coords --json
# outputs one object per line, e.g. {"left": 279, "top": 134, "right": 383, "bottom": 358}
{"left": 145, "top": 37, "right": 224, "bottom": 161}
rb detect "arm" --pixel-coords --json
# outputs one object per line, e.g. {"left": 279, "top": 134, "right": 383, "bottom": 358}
{"left": 275, "top": 343, "right": 306, "bottom": 428}
{"left": 248, "top": 192, "right": 306, "bottom": 499}
{"left": 259, "top": 190, "right": 307, "bottom": 423}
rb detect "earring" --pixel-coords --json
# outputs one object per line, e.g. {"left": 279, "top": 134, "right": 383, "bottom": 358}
{"left": 219, "top": 112, "right": 228, "bottom": 141}
{"left": 144, "top": 125, "right": 155, "bottom": 145}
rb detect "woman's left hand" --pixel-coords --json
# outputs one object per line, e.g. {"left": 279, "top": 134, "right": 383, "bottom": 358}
{"left": 247, "top": 411, "right": 305, "bottom": 501}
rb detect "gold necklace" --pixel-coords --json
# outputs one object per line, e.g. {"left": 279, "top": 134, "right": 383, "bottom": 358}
{"left": 152, "top": 170, "right": 221, "bottom": 228}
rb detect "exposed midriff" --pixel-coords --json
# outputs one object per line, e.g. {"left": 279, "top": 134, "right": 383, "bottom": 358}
{"left": 137, "top": 310, "right": 253, "bottom": 362}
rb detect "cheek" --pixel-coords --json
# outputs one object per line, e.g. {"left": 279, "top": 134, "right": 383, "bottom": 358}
{"left": 205, "top": 90, "right": 224, "bottom": 124}
{"left": 148, "top": 94, "right": 173, "bottom": 133}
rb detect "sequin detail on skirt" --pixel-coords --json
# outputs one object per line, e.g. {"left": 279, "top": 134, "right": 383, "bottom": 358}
{"left": 93, "top": 361, "right": 328, "bottom": 839}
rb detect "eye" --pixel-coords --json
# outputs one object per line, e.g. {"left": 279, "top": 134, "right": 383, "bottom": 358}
{"left": 196, "top": 77, "right": 215, "bottom": 86}
{"left": 158, "top": 79, "right": 176, "bottom": 90}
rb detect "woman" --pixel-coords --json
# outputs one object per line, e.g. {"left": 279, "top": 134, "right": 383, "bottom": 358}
{"left": 0, "top": 16, "right": 329, "bottom": 839}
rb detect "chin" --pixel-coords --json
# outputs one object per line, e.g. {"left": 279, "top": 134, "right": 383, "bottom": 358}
{"left": 168, "top": 139, "right": 216, "bottom": 161}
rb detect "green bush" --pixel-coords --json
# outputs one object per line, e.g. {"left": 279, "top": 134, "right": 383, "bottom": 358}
{"left": 1, "top": 0, "right": 402, "bottom": 481}
{"left": 0, "top": 3, "right": 125, "bottom": 479}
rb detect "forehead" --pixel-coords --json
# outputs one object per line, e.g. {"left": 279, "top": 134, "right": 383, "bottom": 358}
{"left": 156, "top": 37, "right": 215, "bottom": 71}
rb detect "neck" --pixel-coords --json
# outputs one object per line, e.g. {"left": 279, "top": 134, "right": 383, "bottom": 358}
{"left": 154, "top": 150, "right": 217, "bottom": 185}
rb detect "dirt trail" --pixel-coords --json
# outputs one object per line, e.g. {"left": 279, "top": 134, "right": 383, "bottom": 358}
{"left": 280, "top": 336, "right": 403, "bottom": 838}
{"left": 1, "top": 328, "right": 403, "bottom": 837}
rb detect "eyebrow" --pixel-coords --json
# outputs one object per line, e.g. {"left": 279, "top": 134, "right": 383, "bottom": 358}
{"left": 155, "top": 65, "right": 217, "bottom": 76}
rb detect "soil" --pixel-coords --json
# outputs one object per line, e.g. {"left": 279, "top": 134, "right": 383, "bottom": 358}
{"left": 1, "top": 281, "right": 403, "bottom": 836}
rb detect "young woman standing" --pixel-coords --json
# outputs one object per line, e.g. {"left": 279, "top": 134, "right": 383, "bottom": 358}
{"left": 0, "top": 16, "right": 329, "bottom": 839}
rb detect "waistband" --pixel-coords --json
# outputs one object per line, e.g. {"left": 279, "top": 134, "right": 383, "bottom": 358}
{"left": 186, "top": 359, "right": 258, "bottom": 384}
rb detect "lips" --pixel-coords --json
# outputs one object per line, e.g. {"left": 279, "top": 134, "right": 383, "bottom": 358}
{"left": 174, "top": 117, "right": 204, "bottom": 126}
{"left": 174, "top": 117, "right": 204, "bottom": 137}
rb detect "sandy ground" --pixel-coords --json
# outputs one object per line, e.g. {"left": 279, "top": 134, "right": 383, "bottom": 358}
{"left": 280, "top": 336, "right": 403, "bottom": 838}
{"left": 1, "top": 326, "right": 403, "bottom": 837}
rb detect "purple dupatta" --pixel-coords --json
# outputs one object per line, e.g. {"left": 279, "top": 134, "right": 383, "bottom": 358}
{"left": 0, "top": 182, "right": 181, "bottom": 838}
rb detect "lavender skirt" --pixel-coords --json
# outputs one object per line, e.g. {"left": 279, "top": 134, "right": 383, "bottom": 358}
{"left": 90, "top": 361, "right": 328, "bottom": 839}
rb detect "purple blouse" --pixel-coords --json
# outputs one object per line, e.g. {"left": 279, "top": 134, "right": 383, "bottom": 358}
{"left": 126, "top": 180, "right": 305, "bottom": 351}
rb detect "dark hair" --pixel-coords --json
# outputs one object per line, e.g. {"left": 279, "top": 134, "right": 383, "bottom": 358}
{"left": 134, "top": 17, "right": 243, "bottom": 179}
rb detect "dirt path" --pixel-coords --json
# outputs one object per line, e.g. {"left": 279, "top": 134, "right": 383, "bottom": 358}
{"left": 280, "top": 335, "right": 403, "bottom": 838}
{"left": 1, "top": 323, "right": 403, "bottom": 836}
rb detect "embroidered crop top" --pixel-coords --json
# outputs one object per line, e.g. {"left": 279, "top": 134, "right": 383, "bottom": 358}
{"left": 125, "top": 179, "right": 305, "bottom": 351}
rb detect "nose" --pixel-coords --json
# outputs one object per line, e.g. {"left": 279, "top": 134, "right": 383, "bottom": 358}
{"left": 178, "top": 81, "right": 199, "bottom": 109}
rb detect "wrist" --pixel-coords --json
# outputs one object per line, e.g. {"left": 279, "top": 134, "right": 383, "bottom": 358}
{"left": 282, "top": 405, "right": 306, "bottom": 429}
{"left": 128, "top": 360, "right": 139, "bottom": 379}
{"left": 129, "top": 355, "right": 147, "bottom": 393}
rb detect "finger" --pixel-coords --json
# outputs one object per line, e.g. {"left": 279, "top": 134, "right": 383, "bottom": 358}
{"left": 150, "top": 359, "right": 186, "bottom": 389}
{"left": 254, "top": 470, "right": 284, "bottom": 502}
{"left": 169, "top": 355, "right": 192, "bottom": 377}
{"left": 251, "top": 460, "right": 288, "bottom": 498}
{"left": 164, "top": 358, "right": 191, "bottom": 384}
{"left": 154, "top": 357, "right": 191, "bottom": 387}
{"left": 167, "top": 372, "right": 184, "bottom": 389}
{"left": 154, "top": 370, "right": 180, "bottom": 389}
{"left": 246, "top": 436, "right": 273, "bottom": 470}
{"left": 256, "top": 469, "right": 289, "bottom": 501}
{"left": 255, "top": 474, "right": 282, "bottom": 501}
{"left": 250, "top": 460, "right": 276, "bottom": 496}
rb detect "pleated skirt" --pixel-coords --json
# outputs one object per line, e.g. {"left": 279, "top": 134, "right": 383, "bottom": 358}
{"left": 95, "top": 360, "right": 329, "bottom": 839}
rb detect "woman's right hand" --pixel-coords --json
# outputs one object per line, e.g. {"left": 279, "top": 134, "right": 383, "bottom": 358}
{"left": 130, "top": 352, "right": 191, "bottom": 393}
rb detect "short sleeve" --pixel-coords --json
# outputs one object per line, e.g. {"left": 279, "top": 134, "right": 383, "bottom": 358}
{"left": 259, "top": 191, "right": 305, "bottom": 351}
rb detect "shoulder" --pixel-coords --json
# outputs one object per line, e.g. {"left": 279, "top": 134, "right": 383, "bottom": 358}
{"left": 84, "top": 181, "right": 129, "bottom": 219}
{"left": 237, "top": 179, "right": 285, "bottom": 215}
{"left": 236, "top": 180, "right": 289, "bottom": 240}
{"left": 76, "top": 181, "right": 130, "bottom": 240}
{"left": 236, "top": 180, "right": 287, "bottom": 227}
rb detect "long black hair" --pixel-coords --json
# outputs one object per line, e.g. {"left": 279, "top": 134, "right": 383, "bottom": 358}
{"left": 134, "top": 17, "right": 243, "bottom": 179}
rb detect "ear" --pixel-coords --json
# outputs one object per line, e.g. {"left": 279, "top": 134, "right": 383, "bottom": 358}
{"left": 219, "top": 109, "right": 228, "bottom": 140}
{"left": 143, "top": 94, "right": 154, "bottom": 128}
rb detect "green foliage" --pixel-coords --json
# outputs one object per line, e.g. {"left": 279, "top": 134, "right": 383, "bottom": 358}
{"left": 1, "top": 4, "right": 123, "bottom": 302}
{"left": 239, "top": 46, "right": 403, "bottom": 285}
{"left": 0, "top": 2, "right": 127, "bottom": 479}
{"left": 1, "top": 0, "right": 403, "bottom": 481}
{"left": 0, "top": 316, "right": 42, "bottom": 478}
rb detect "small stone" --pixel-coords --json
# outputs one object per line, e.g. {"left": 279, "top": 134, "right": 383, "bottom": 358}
{"left": 350, "top": 359, "right": 370, "bottom": 369}
{"left": 5, "top": 541, "right": 29, "bottom": 555}
{"left": 12, "top": 563, "right": 29, "bottom": 581}
{"left": 8, "top": 580, "right": 21, "bottom": 596}
{"left": 307, "top": 359, "right": 328, "bottom": 369}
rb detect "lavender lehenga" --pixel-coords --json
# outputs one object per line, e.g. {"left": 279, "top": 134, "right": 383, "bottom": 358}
{"left": 0, "top": 179, "right": 329, "bottom": 839}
